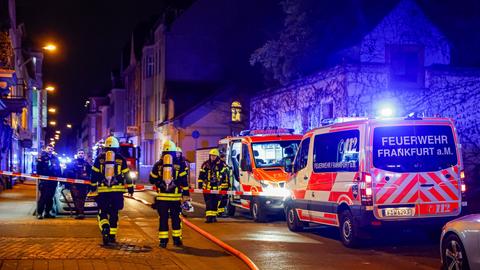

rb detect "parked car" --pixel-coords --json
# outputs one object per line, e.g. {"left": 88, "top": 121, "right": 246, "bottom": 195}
{"left": 54, "top": 183, "right": 98, "bottom": 215}
{"left": 440, "top": 214, "right": 480, "bottom": 270}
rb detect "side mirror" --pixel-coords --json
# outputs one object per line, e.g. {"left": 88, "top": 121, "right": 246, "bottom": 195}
{"left": 284, "top": 158, "right": 293, "bottom": 173}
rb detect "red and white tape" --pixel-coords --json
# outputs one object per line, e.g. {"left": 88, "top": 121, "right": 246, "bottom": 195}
{"left": 0, "top": 170, "right": 289, "bottom": 198}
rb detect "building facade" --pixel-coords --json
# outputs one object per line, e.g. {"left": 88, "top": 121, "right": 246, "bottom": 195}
{"left": 250, "top": 0, "right": 480, "bottom": 182}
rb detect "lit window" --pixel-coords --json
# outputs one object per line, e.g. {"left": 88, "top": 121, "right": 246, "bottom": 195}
{"left": 231, "top": 101, "right": 242, "bottom": 122}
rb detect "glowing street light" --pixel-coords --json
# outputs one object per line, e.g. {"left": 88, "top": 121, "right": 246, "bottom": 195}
{"left": 43, "top": 43, "right": 57, "bottom": 52}
{"left": 50, "top": 138, "right": 54, "bottom": 141}
{"left": 45, "top": 86, "right": 55, "bottom": 92}
{"left": 55, "top": 130, "right": 61, "bottom": 134}
{"left": 66, "top": 124, "right": 72, "bottom": 128}
{"left": 49, "top": 121, "right": 57, "bottom": 126}
{"left": 48, "top": 107, "right": 56, "bottom": 113}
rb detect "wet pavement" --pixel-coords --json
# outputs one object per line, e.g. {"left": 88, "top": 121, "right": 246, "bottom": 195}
{"left": 0, "top": 183, "right": 247, "bottom": 270}
{"left": 133, "top": 192, "right": 443, "bottom": 270}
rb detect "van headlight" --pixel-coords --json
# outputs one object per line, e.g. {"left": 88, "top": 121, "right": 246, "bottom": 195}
{"left": 260, "top": 180, "right": 291, "bottom": 198}
{"left": 129, "top": 171, "right": 138, "bottom": 180}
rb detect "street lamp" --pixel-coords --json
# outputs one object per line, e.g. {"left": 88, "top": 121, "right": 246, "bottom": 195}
{"left": 48, "top": 107, "right": 56, "bottom": 113}
{"left": 42, "top": 44, "right": 57, "bottom": 52}
{"left": 49, "top": 121, "right": 57, "bottom": 126}
{"left": 55, "top": 130, "right": 61, "bottom": 134}
{"left": 45, "top": 86, "right": 55, "bottom": 92}
{"left": 66, "top": 124, "right": 72, "bottom": 128}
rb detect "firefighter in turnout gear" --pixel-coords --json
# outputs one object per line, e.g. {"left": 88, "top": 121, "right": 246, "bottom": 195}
{"left": 36, "top": 144, "right": 62, "bottom": 219}
{"left": 64, "top": 149, "right": 91, "bottom": 219}
{"left": 90, "top": 136, "right": 134, "bottom": 246}
{"left": 217, "top": 153, "right": 230, "bottom": 218}
{"left": 149, "top": 140, "right": 190, "bottom": 248}
{"left": 198, "top": 148, "right": 228, "bottom": 223}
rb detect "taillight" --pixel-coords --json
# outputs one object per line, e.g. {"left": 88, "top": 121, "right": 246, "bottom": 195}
{"left": 360, "top": 172, "right": 373, "bottom": 206}
{"left": 460, "top": 170, "right": 466, "bottom": 194}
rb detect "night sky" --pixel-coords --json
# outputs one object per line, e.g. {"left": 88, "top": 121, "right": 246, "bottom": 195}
{"left": 15, "top": 0, "right": 179, "bottom": 127}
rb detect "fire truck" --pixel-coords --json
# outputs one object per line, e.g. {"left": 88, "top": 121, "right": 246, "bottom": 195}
{"left": 284, "top": 116, "right": 467, "bottom": 247}
{"left": 218, "top": 129, "right": 302, "bottom": 222}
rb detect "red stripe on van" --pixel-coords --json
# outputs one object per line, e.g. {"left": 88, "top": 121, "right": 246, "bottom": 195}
{"left": 391, "top": 176, "right": 418, "bottom": 204}
{"left": 376, "top": 174, "right": 409, "bottom": 204}
{"left": 419, "top": 191, "right": 431, "bottom": 202}
{"left": 427, "top": 172, "right": 458, "bottom": 200}
{"left": 307, "top": 173, "right": 333, "bottom": 191}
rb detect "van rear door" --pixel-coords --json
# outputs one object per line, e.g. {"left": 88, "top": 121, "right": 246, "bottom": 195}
{"left": 371, "top": 123, "right": 461, "bottom": 219}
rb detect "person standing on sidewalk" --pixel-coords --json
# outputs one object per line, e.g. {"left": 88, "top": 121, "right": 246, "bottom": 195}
{"left": 217, "top": 153, "right": 230, "bottom": 218}
{"left": 90, "top": 136, "right": 134, "bottom": 245}
{"left": 64, "top": 149, "right": 91, "bottom": 219}
{"left": 36, "top": 144, "right": 62, "bottom": 219}
{"left": 149, "top": 140, "right": 190, "bottom": 248}
{"left": 198, "top": 149, "right": 228, "bottom": 223}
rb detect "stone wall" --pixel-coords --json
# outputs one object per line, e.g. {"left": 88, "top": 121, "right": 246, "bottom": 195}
{"left": 251, "top": 66, "right": 347, "bottom": 133}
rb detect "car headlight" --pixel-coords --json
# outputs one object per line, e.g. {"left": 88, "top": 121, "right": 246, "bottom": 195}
{"left": 129, "top": 171, "right": 138, "bottom": 180}
{"left": 259, "top": 180, "right": 291, "bottom": 198}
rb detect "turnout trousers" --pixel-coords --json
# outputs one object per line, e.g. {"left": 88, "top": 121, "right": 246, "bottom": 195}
{"left": 96, "top": 192, "right": 124, "bottom": 236}
{"left": 204, "top": 193, "right": 219, "bottom": 217}
{"left": 156, "top": 200, "right": 182, "bottom": 243}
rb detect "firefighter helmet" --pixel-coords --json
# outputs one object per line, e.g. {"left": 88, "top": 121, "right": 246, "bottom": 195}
{"left": 163, "top": 140, "right": 177, "bottom": 152}
{"left": 209, "top": 148, "right": 220, "bottom": 156}
{"left": 104, "top": 136, "right": 119, "bottom": 148}
{"left": 176, "top": 146, "right": 183, "bottom": 153}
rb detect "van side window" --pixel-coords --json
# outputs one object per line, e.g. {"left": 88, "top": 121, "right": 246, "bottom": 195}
{"left": 241, "top": 144, "right": 252, "bottom": 171}
{"left": 313, "top": 130, "right": 359, "bottom": 172}
{"left": 294, "top": 138, "right": 310, "bottom": 172}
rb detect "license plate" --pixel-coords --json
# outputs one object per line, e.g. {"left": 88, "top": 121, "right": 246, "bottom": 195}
{"left": 85, "top": 202, "right": 97, "bottom": 207}
{"left": 384, "top": 208, "right": 413, "bottom": 217}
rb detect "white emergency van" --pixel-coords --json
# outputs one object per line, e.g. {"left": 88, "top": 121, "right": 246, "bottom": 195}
{"left": 284, "top": 117, "right": 467, "bottom": 247}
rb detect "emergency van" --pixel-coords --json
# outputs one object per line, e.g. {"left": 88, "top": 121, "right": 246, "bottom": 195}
{"left": 284, "top": 117, "right": 467, "bottom": 247}
{"left": 218, "top": 129, "right": 302, "bottom": 222}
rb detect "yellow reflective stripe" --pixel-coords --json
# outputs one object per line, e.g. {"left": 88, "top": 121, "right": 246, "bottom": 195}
{"left": 206, "top": 211, "right": 217, "bottom": 216}
{"left": 158, "top": 231, "right": 169, "bottom": 239}
{"left": 150, "top": 172, "right": 159, "bottom": 178}
{"left": 182, "top": 187, "right": 189, "bottom": 191}
{"left": 156, "top": 197, "right": 181, "bottom": 201}
{"left": 179, "top": 171, "right": 187, "bottom": 177}
{"left": 90, "top": 183, "right": 98, "bottom": 187}
{"left": 92, "top": 166, "right": 100, "bottom": 172}
{"left": 217, "top": 208, "right": 225, "bottom": 213}
{"left": 200, "top": 169, "right": 206, "bottom": 172}
{"left": 122, "top": 168, "right": 129, "bottom": 173}
{"left": 110, "top": 228, "right": 118, "bottom": 235}
{"left": 171, "top": 229, "right": 182, "bottom": 237}
{"left": 99, "top": 219, "right": 109, "bottom": 227}
{"left": 157, "top": 193, "right": 181, "bottom": 197}
{"left": 127, "top": 184, "right": 134, "bottom": 187}
{"left": 197, "top": 179, "right": 203, "bottom": 183}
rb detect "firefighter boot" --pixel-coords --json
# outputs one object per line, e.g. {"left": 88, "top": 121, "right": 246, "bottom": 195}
{"left": 173, "top": 237, "right": 183, "bottom": 247}
{"left": 102, "top": 226, "right": 110, "bottom": 246}
{"left": 108, "top": 234, "right": 116, "bottom": 244}
{"left": 205, "top": 216, "right": 213, "bottom": 223}
{"left": 159, "top": 239, "right": 168, "bottom": 248}
{"left": 213, "top": 216, "right": 218, "bottom": 223}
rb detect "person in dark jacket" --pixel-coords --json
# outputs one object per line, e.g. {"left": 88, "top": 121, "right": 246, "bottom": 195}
{"left": 36, "top": 144, "right": 62, "bottom": 219}
{"left": 65, "top": 149, "right": 91, "bottom": 219}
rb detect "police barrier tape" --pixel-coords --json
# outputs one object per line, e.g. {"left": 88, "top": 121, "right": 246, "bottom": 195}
{"left": 0, "top": 170, "right": 290, "bottom": 198}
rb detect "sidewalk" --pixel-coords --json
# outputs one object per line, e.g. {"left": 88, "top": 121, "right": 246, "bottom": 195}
{"left": 0, "top": 183, "right": 247, "bottom": 270}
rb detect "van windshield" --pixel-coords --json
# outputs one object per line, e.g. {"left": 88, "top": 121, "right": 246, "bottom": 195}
{"left": 373, "top": 125, "right": 458, "bottom": 172}
{"left": 252, "top": 140, "right": 300, "bottom": 168}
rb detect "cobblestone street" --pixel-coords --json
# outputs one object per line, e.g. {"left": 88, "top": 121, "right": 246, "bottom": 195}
{"left": 0, "top": 183, "right": 246, "bottom": 270}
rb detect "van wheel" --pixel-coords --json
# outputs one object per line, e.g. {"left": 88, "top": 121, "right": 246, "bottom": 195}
{"left": 226, "top": 197, "right": 236, "bottom": 217}
{"left": 286, "top": 205, "right": 304, "bottom": 232}
{"left": 339, "top": 210, "right": 360, "bottom": 248}
{"left": 251, "top": 199, "right": 267, "bottom": 222}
